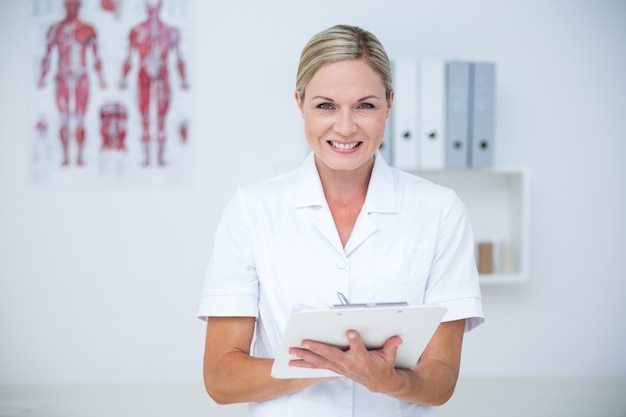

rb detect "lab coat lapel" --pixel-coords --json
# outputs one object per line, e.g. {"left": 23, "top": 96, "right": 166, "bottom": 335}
{"left": 295, "top": 152, "right": 397, "bottom": 255}
{"left": 343, "top": 210, "right": 377, "bottom": 255}
{"left": 344, "top": 153, "right": 397, "bottom": 255}
{"left": 295, "top": 153, "right": 344, "bottom": 252}
{"left": 315, "top": 204, "right": 345, "bottom": 252}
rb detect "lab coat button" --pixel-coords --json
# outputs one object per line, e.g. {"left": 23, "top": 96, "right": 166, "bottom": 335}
{"left": 335, "top": 261, "right": 346, "bottom": 269}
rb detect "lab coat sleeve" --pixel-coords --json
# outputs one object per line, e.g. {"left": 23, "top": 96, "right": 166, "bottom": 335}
{"left": 198, "top": 187, "right": 259, "bottom": 319}
{"left": 424, "top": 188, "right": 484, "bottom": 331}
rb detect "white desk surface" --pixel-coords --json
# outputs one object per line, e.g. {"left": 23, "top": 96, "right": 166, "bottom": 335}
{"left": 1, "top": 377, "right": 624, "bottom": 417}
{"left": 438, "top": 376, "right": 626, "bottom": 417}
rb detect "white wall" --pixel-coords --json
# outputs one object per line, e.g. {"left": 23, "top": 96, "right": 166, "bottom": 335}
{"left": 1, "top": 0, "right": 625, "bottom": 385}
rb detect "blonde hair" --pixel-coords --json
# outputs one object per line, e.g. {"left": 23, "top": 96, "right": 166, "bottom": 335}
{"left": 296, "top": 25, "right": 393, "bottom": 100}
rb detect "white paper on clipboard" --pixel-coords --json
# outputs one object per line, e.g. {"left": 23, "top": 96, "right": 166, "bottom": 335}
{"left": 270, "top": 304, "right": 447, "bottom": 379}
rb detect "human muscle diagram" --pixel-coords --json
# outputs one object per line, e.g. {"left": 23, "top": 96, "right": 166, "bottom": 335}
{"left": 99, "top": 102, "right": 127, "bottom": 151}
{"left": 30, "top": 0, "right": 192, "bottom": 186}
{"left": 37, "top": 0, "right": 107, "bottom": 167}
{"left": 119, "top": 0, "right": 189, "bottom": 166}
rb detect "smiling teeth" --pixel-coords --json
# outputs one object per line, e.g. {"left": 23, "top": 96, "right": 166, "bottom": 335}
{"left": 330, "top": 141, "right": 359, "bottom": 150}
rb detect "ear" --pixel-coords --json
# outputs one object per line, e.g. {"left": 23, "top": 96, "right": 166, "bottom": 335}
{"left": 294, "top": 90, "right": 305, "bottom": 117}
{"left": 385, "top": 89, "right": 395, "bottom": 119}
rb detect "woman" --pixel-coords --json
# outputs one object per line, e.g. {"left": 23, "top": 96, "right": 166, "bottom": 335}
{"left": 198, "top": 24, "right": 483, "bottom": 417}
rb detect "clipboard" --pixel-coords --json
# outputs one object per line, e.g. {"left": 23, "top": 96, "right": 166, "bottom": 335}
{"left": 270, "top": 304, "right": 447, "bottom": 379}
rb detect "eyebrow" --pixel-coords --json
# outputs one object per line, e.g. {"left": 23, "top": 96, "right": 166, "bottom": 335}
{"left": 311, "top": 95, "right": 381, "bottom": 102}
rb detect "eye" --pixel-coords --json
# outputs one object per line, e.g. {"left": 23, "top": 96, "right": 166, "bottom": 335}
{"left": 317, "top": 102, "right": 335, "bottom": 110}
{"left": 357, "top": 102, "right": 375, "bottom": 109}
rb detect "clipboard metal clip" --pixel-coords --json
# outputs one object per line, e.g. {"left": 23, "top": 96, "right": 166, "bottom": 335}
{"left": 334, "top": 292, "right": 408, "bottom": 308}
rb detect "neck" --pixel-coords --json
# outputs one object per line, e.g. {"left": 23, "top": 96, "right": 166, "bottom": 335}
{"left": 315, "top": 156, "right": 374, "bottom": 205}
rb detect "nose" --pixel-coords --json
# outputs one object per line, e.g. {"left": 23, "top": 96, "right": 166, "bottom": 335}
{"left": 333, "top": 109, "right": 357, "bottom": 136}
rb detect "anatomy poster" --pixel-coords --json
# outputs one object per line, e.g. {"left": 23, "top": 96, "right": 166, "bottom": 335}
{"left": 30, "top": 0, "right": 193, "bottom": 186}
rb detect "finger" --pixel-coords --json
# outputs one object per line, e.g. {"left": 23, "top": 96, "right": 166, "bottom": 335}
{"left": 300, "top": 339, "right": 346, "bottom": 360}
{"left": 289, "top": 346, "right": 332, "bottom": 369}
{"left": 384, "top": 335, "right": 403, "bottom": 349}
{"left": 288, "top": 357, "right": 315, "bottom": 369}
{"left": 382, "top": 335, "right": 403, "bottom": 361}
{"left": 346, "top": 330, "right": 369, "bottom": 356}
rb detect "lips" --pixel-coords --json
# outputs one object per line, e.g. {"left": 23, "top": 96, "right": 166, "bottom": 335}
{"left": 328, "top": 140, "right": 361, "bottom": 150}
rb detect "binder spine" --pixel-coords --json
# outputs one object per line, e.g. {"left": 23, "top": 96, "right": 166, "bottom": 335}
{"left": 419, "top": 60, "right": 446, "bottom": 169}
{"left": 391, "top": 59, "right": 420, "bottom": 170}
{"left": 445, "top": 61, "right": 472, "bottom": 169}
{"left": 469, "top": 62, "right": 495, "bottom": 168}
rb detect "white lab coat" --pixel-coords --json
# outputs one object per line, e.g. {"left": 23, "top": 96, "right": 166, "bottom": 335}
{"left": 199, "top": 152, "right": 483, "bottom": 417}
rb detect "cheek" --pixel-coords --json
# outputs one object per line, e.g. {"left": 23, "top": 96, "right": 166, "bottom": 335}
{"left": 363, "top": 117, "right": 387, "bottom": 140}
{"left": 303, "top": 115, "right": 327, "bottom": 137}
{"left": 302, "top": 119, "right": 321, "bottom": 148}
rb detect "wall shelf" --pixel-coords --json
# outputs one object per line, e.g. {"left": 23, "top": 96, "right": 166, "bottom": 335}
{"left": 415, "top": 168, "right": 529, "bottom": 284}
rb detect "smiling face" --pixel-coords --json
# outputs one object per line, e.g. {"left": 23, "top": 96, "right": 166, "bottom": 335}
{"left": 296, "top": 59, "right": 393, "bottom": 174}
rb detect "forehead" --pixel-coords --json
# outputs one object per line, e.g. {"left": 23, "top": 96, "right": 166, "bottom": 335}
{"left": 307, "top": 59, "right": 385, "bottom": 93}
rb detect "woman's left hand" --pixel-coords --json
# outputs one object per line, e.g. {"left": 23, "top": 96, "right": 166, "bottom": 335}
{"left": 288, "top": 330, "right": 405, "bottom": 393}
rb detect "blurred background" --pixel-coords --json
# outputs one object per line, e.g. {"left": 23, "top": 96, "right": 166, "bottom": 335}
{"left": 1, "top": 0, "right": 624, "bottom": 398}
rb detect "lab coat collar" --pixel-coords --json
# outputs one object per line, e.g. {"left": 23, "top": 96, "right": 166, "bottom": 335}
{"left": 365, "top": 152, "right": 397, "bottom": 214}
{"left": 295, "top": 153, "right": 325, "bottom": 208}
{"left": 294, "top": 152, "right": 397, "bottom": 214}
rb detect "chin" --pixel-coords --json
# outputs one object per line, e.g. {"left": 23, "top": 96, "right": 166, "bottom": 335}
{"left": 315, "top": 152, "right": 375, "bottom": 173}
